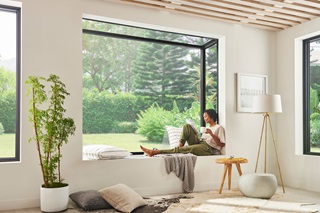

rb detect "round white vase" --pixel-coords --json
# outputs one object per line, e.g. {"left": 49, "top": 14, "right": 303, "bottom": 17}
{"left": 238, "top": 173, "right": 277, "bottom": 199}
{"left": 40, "top": 185, "right": 69, "bottom": 212}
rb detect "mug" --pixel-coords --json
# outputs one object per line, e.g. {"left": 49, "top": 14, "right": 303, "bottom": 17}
{"left": 200, "top": 127, "right": 206, "bottom": 134}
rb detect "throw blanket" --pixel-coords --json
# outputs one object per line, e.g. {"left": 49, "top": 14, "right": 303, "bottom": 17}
{"left": 156, "top": 153, "right": 197, "bottom": 193}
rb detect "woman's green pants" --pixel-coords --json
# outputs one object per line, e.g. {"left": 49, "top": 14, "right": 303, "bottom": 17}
{"left": 160, "top": 124, "right": 220, "bottom": 156}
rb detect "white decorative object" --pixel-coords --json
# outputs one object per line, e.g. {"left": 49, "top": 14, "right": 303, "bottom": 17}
{"left": 238, "top": 173, "right": 277, "bottom": 199}
{"left": 41, "top": 185, "right": 69, "bottom": 212}
{"left": 83, "top": 145, "right": 131, "bottom": 160}
{"left": 237, "top": 73, "right": 268, "bottom": 112}
{"left": 165, "top": 126, "right": 183, "bottom": 148}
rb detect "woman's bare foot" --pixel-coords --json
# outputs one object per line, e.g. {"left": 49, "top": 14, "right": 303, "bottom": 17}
{"left": 140, "top": 145, "right": 160, "bottom": 157}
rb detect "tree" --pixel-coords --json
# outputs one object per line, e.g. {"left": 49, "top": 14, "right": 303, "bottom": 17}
{"left": 132, "top": 31, "right": 196, "bottom": 110}
{"left": 82, "top": 21, "right": 140, "bottom": 93}
{"left": 0, "top": 67, "right": 16, "bottom": 133}
{"left": 0, "top": 66, "right": 15, "bottom": 92}
{"left": 186, "top": 40, "right": 218, "bottom": 108}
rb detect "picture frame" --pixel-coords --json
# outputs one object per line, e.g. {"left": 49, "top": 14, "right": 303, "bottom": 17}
{"left": 237, "top": 73, "right": 268, "bottom": 112}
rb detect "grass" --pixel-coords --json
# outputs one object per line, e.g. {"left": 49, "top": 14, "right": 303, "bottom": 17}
{"left": 0, "top": 133, "right": 170, "bottom": 156}
{"left": 2, "top": 133, "right": 320, "bottom": 155}
{"left": 83, "top": 133, "right": 170, "bottom": 152}
{"left": 0, "top": 134, "right": 16, "bottom": 157}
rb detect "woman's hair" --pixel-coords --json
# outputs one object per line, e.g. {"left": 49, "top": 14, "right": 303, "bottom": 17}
{"left": 204, "top": 109, "right": 218, "bottom": 122}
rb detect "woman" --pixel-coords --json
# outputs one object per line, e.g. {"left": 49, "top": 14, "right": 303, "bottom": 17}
{"left": 140, "top": 109, "right": 226, "bottom": 156}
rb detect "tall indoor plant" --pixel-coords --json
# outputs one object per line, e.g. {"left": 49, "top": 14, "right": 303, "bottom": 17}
{"left": 26, "top": 74, "right": 76, "bottom": 212}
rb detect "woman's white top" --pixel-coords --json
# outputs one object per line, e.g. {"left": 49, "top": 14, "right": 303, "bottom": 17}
{"left": 201, "top": 124, "right": 226, "bottom": 150}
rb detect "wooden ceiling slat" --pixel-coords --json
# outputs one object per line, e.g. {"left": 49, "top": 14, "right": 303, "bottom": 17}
{"left": 110, "top": 0, "right": 283, "bottom": 30}
{"left": 288, "top": 0, "right": 320, "bottom": 9}
{"left": 229, "top": 0, "right": 318, "bottom": 18}
{"left": 252, "top": 0, "right": 320, "bottom": 14}
{"left": 219, "top": 0, "right": 312, "bottom": 22}
{"left": 108, "top": 0, "right": 320, "bottom": 31}
{"left": 186, "top": 0, "right": 301, "bottom": 25}
{"left": 131, "top": 0, "right": 291, "bottom": 29}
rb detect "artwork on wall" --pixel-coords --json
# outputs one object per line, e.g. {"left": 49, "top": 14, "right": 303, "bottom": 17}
{"left": 237, "top": 73, "right": 268, "bottom": 112}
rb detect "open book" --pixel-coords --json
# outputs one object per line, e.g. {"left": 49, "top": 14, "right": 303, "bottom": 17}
{"left": 186, "top": 119, "right": 198, "bottom": 135}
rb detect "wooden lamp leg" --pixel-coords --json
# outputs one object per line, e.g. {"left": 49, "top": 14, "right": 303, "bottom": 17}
{"left": 255, "top": 115, "right": 267, "bottom": 172}
{"left": 268, "top": 116, "right": 285, "bottom": 193}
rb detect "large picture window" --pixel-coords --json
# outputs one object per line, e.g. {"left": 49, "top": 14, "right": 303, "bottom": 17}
{"left": 82, "top": 19, "right": 218, "bottom": 154}
{"left": 303, "top": 35, "right": 320, "bottom": 155}
{"left": 0, "top": 5, "right": 21, "bottom": 162}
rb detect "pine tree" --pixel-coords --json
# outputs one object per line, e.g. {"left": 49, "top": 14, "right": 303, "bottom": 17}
{"left": 132, "top": 31, "right": 196, "bottom": 110}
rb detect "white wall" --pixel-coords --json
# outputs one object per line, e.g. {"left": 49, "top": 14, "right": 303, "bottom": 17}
{"left": 0, "top": 0, "right": 277, "bottom": 210}
{"left": 276, "top": 17, "right": 320, "bottom": 192}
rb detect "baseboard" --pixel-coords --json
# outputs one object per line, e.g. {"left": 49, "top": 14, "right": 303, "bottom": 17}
{"left": 0, "top": 197, "right": 39, "bottom": 211}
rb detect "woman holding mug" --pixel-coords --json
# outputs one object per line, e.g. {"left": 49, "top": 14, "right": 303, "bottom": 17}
{"left": 140, "top": 109, "right": 226, "bottom": 156}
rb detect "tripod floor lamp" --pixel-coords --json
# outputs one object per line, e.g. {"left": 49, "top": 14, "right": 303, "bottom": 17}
{"left": 252, "top": 94, "right": 285, "bottom": 193}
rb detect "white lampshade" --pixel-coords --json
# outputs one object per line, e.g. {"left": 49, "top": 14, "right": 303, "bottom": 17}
{"left": 252, "top": 94, "right": 282, "bottom": 113}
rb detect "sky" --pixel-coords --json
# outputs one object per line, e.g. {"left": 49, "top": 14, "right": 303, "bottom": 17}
{"left": 0, "top": 10, "right": 16, "bottom": 60}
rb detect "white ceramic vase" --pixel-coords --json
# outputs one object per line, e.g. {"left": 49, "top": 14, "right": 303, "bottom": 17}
{"left": 40, "top": 185, "right": 69, "bottom": 212}
{"left": 238, "top": 173, "right": 277, "bottom": 199}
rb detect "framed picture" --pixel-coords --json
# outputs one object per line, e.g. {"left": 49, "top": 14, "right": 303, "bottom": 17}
{"left": 237, "top": 73, "right": 268, "bottom": 112}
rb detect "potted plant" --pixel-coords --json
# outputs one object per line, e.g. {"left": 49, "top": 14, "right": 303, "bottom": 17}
{"left": 26, "top": 74, "right": 76, "bottom": 212}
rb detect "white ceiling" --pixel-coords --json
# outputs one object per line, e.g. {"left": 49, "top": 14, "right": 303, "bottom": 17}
{"left": 110, "top": 0, "right": 320, "bottom": 31}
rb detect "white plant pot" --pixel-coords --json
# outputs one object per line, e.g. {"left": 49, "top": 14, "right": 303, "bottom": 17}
{"left": 40, "top": 185, "right": 69, "bottom": 212}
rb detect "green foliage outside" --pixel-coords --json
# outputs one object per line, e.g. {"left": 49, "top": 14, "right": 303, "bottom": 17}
{"left": 0, "top": 67, "right": 16, "bottom": 133}
{"left": 136, "top": 99, "right": 215, "bottom": 142}
{"left": 82, "top": 89, "right": 139, "bottom": 133}
{"left": 0, "top": 122, "right": 4, "bottom": 135}
{"left": 310, "top": 113, "right": 320, "bottom": 147}
{"left": 310, "top": 65, "right": 320, "bottom": 148}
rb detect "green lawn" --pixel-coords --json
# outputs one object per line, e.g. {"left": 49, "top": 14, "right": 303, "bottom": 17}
{"left": 0, "top": 134, "right": 16, "bottom": 157}
{"left": 0, "top": 133, "right": 170, "bottom": 156}
{"left": 2, "top": 133, "right": 320, "bottom": 155}
{"left": 83, "top": 133, "right": 170, "bottom": 152}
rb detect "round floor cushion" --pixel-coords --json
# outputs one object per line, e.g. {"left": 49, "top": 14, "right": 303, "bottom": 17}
{"left": 238, "top": 173, "right": 277, "bottom": 199}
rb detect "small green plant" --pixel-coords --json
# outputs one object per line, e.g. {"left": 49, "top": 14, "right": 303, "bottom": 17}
{"left": 0, "top": 122, "right": 4, "bottom": 135}
{"left": 310, "top": 112, "right": 320, "bottom": 148}
{"left": 116, "top": 122, "right": 137, "bottom": 133}
{"left": 26, "top": 74, "right": 76, "bottom": 188}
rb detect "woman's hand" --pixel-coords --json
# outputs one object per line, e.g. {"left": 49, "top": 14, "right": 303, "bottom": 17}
{"left": 205, "top": 128, "right": 213, "bottom": 135}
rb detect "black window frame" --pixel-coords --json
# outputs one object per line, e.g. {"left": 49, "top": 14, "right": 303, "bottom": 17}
{"left": 82, "top": 19, "right": 219, "bottom": 154}
{"left": 303, "top": 34, "right": 320, "bottom": 156}
{"left": 0, "top": 4, "right": 21, "bottom": 162}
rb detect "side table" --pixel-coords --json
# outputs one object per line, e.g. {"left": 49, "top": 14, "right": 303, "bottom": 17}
{"left": 215, "top": 157, "right": 248, "bottom": 194}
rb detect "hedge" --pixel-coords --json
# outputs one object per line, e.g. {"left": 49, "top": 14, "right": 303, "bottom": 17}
{"left": 82, "top": 89, "right": 139, "bottom": 133}
{"left": 0, "top": 91, "right": 16, "bottom": 133}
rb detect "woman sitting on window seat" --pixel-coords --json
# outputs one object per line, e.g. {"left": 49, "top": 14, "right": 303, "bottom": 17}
{"left": 140, "top": 109, "right": 226, "bottom": 157}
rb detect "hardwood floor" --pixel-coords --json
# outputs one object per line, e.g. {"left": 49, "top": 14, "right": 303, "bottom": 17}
{"left": 1, "top": 186, "right": 320, "bottom": 212}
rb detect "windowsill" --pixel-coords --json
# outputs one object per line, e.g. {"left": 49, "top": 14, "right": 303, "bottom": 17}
{"left": 82, "top": 154, "right": 227, "bottom": 161}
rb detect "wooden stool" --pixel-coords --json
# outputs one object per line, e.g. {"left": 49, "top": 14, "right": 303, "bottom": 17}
{"left": 215, "top": 157, "right": 248, "bottom": 194}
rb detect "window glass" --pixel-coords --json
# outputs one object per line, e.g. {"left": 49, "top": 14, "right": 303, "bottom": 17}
{"left": 83, "top": 19, "right": 212, "bottom": 46}
{"left": 0, "top": 6, "right": 20, "bottom": 161}
{"left": 82, "top": 19, "right": 218, "bottom": 154}
{"left": 206, "top": 45, "right": 218, "bottom": 111}
{"left": 304, "top": 36, "right": 320, "bottom": 155}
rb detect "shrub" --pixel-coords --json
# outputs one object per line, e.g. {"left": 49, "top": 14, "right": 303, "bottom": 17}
{"left": 115, "top": 122, "right": 137, "bottom": 133}
{"left": 310, "top": 113, "right": 320, "bottom": 147}
{"left": 82, "top": 89, "right": 139, "bottom": 133}
{"left": 136, "top": 103, "right": 181, "bottom": 142}
{"left": 136, "top": 99, "right": 217, "bottom": 142}
{"left": 0, "top": 90, "right": 16, "bottom": 133}
{"left": 0, "top": 122, "right": 4, "bottom": 135}
{"left": 136, "top": 102, "right": 188, "bottom": 142}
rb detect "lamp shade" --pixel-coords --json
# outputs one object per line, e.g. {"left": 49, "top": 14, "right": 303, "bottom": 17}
{"left": 252, "top": 94, "right": 282, "bottom": 113}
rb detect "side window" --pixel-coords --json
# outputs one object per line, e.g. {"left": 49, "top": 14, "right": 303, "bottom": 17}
{"left": 0, "top": 5, "right": 21, "bottom": 162}
{"left": 303, "top": 35, "right": 320, "bottom": 155}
